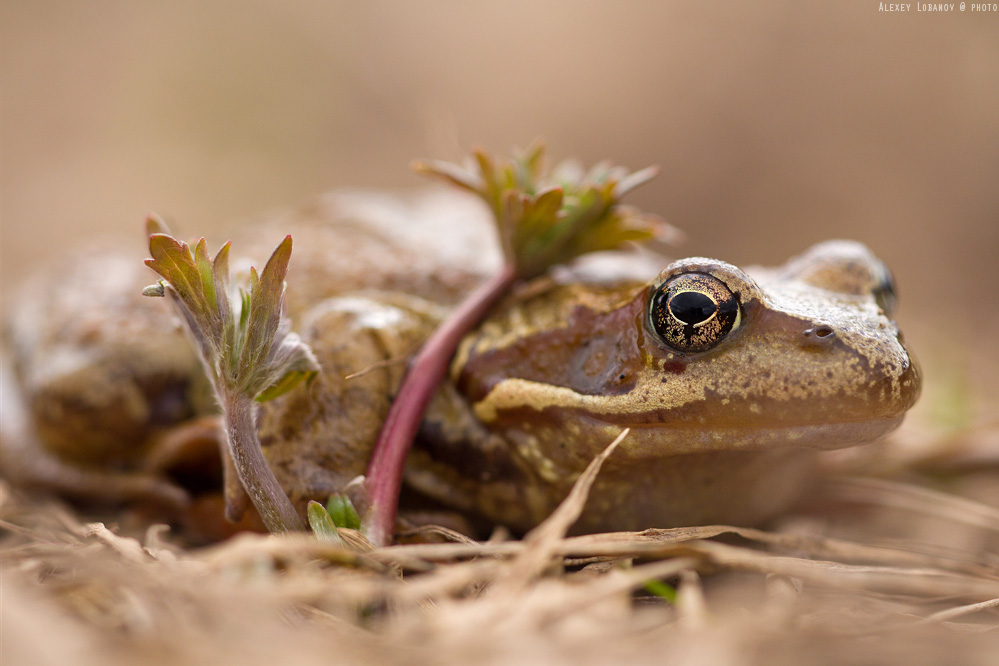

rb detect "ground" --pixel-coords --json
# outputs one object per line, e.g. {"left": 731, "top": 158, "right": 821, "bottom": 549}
{"left": 3, "top": 413, "right": 999, "bottom": 666}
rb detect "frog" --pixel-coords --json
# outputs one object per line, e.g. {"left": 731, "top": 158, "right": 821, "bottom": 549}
{"left": 1, "top": 188, "right": 920, "bottom": 536}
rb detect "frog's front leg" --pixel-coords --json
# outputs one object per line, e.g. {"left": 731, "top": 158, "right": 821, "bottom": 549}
{"left": 254, "top": 294, "right": 441, "bottom": 515}
{"left": 403, "top": 381, "right": 560, "bottom": 534}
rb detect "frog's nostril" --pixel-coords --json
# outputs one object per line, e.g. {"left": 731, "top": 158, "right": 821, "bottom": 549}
{"left": 803, "top": 325, "right": 835, "bottom": 340}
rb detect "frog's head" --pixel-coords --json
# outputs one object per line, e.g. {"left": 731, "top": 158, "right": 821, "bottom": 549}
{"left": 463, "top": 240, "right": 920, "bottom": 463}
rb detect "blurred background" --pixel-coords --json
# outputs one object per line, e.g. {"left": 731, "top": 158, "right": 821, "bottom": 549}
{"left": 2, "top": 0, "right": 998, "bottom": 416}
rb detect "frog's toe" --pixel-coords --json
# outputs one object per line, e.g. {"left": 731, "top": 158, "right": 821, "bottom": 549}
{"left": 7, "top": 450, "right": 190, "bottom": 512}
{"left": 85, "top": 471, "right": 191, "bottom": 511}
{"left": 143, "top": 416, "right": 224, "bottom": 486}
{"left": 143, "top": 416, "right": 251, "bottom": 522}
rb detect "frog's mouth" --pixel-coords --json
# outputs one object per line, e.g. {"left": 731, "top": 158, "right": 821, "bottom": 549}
{"left": 603, "top": 350, "right": 921, "bottom": 456}
{"left": 617, "top": 414, "right": 908, "bottom": 457}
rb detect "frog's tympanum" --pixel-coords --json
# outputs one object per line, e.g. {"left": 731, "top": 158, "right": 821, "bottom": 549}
{"left": 2, "top": 190, "right": 920, "bottom": 535}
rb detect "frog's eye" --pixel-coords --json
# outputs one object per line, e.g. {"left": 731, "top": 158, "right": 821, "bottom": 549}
{"left": 649, "top": 273, "right": 741, "bottom": 353}
{"left": 873, "top": 268, "right": 897, "bottom": 316}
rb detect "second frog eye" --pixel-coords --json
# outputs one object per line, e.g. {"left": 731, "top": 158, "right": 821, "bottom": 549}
{"left": 649, "top": 273, "right": 741, "bottom": 353}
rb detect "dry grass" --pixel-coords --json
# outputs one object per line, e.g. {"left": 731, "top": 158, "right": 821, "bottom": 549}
{"left": 4, "top": 421, "right": 999, "bottom": 666}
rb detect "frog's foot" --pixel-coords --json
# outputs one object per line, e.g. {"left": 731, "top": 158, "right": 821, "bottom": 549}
{"left": 0, "top": 431, "right": 190, "bottom": 511}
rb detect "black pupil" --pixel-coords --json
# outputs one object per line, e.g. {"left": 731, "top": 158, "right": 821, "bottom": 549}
{"left": 669, "top": 291, "right": 716, "bottom": 325}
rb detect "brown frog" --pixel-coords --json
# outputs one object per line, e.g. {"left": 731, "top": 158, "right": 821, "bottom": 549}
{"left": 1, "top": 189, "right": 920, "bottom": 535}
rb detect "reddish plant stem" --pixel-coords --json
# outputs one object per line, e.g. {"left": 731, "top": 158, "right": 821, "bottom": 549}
{"left": 364, "top": 264, "right": 518, "bottom": 546}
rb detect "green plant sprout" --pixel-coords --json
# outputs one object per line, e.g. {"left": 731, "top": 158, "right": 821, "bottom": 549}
{"left": 363, "top": 143, "right": 672, "bottom": 546}
{"left": 307, "top": 495, "right": 362, "bottom": 547}
{"left": 643, "top": 579, "right": 677, "bottom": 604}
{"left": 143, "top": 217, "right": 318, "bottom": 533}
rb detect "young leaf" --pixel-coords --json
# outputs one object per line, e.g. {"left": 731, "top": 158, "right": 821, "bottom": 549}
{"left": 326, "top": 494, "right": 362, "bottom": 531}
{"left": 143, "top": 227, "right": 318, "bottom": 533}
{"left": 414, "top": 142, "right": 677, "bottom": 280}
{"left": 308, "top": 500, "right": 347, "bottom": 546}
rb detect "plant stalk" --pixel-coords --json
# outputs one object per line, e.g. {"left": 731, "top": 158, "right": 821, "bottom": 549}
{"left": 222, "top": 391, "right": 304, "bottom": 532}
{"left": 364, "top": 264, "right": 518, "bottom": 546}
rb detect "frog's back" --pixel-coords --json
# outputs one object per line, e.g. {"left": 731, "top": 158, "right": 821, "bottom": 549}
{"left": 3, "top": 189, "right": 497, "bottom": 471}
{"left": 230, "top": 189, "right": 501, "bottom": 316}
